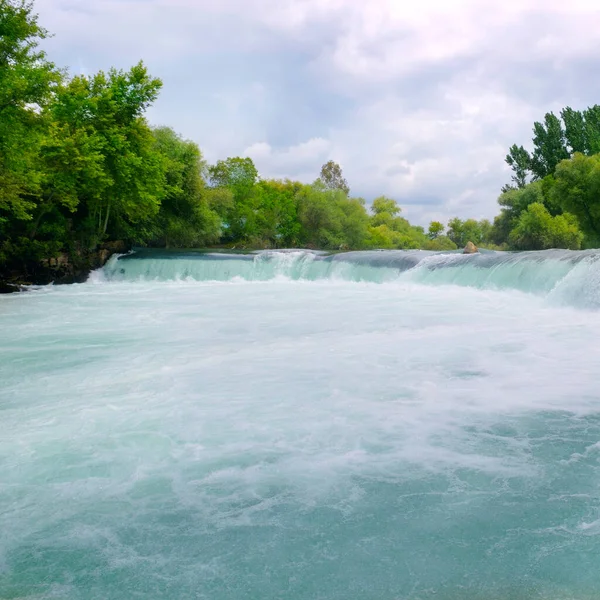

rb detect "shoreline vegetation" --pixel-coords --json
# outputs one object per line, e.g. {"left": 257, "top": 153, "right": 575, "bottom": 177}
{"left": 2, "top": 1, "right": 600, "bottom": 291}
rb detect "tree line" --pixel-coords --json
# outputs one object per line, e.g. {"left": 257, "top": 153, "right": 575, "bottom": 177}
{"left": 492, "top": 106, "right": 600, "bottom": 250}
{"left": 2, "top": 0, "right": 600, "bottom": 281}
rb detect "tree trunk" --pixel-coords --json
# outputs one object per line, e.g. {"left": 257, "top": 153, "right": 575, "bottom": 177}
{"left": 29, "top": 193, "right": 54, "bottom": 240}
{"left": 102, "top": 203, "right": 111, "bottom": 236}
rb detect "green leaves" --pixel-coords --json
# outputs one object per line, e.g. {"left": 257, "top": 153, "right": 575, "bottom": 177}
{"left": 0, "top": 0, "right": 167, "bottom": 263}
{"left": 318, "top": 160, "right": 350, "bottom": 196}
{"left": 150, "top": 127, "right": 220, "bottom": 248}
{"left": 530, "top": 112, "right": 569, "bottom": 179}
{"left": 208, "top": 157, "right": 259, "bottom": 241}
{"left": 427, "top": 221, "right": 444, "bottom": 240}
{"left": 365, "top": 197, "right": 427, "bottom": 250}
{"left": 503, "top": 104, "right": 600, "bottom": 192}
{"left": 447, "top": 218, "right": 487, "bottom": 247}
{"left": 504, "top": 145, "right": 531, "bottom": 190}
{"left": 372, "top": 196, "right": 401, "bottom": 217}
{"left": 551, "top": 153, "right": 600, "bottom": 244}
{"left": 41, "top": 63, "right": 166, "bottom": 245}
{"left": 0, "top": 0, "right": 59, "bottom": 234}
{"left": 509, "top": 202, "right": 582, "bottom": 250}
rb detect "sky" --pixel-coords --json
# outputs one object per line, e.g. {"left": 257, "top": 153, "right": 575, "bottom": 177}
{"left": 34, "top": 0, "right": 600, "bottom": 225}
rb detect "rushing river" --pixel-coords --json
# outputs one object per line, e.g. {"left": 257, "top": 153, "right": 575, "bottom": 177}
{"left": 2, "top": 249, "right": 600, "bottom": 599}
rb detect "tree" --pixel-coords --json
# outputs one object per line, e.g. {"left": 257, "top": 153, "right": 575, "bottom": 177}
{"left": 338, "top": 197, "right": 369, "bottom": 250}
{"left": 561, "top": 107, "right": 587, "bottom": 154}
{"left": 490, "top": 181, "right": 549, "bottom": 245}
{"left": 583, "top": 106, "right": 600, "bottom": 154}
{"left": 508, "top": 202, "right": 582, "bottom": 250}
{"left": 447, "top": 218, "right": 493, "bottom": 247}
{"left": 318, "top": 160, "right": 350, "bottom": 196}
{"left": 251, "top": 179, "right": 301, "bottom": 247}
{"left": 479, "top": 219, "right": 493, "bottom": 244}
{"left": 297, "top": 183, "right": 343, "bottom": 249}
{"left": 366, "top": 225, "right": 396, "bottom": 249}
{"left": 505, "top": 105, "right": 600, "bottom": 193}
{"left": 0, "top": 0, "right": 60, "bottom": 234}
{"left": 209, "top": 156, "right": 257, "bottom": 191}
{"left": 370, "top": 197, "right": 404, "bottom": 229}
{"left": 208, "top": 156, "right": 258, "bottom": 241}
{"left": 423, "top": 236, "right": 457, "bottom": 251}
{"left": 446, "top": 218, "right": 463, "bottom": 246}
{"left": 561, "top": 105, "right": 600, "bottom": 156}
{"left": 530, "top": 112, "right": 569, "bottom": 179}
{"left": 297, "top": 182, "right": 369, "bottom": 250}
{"left": 551, "top": 153, "right": 600, "bottom": 244}
{"left": 504, "top": 144, "right": 531, "bottom": 190}
{"left": 372, "top": 196, "right": 401, "bottom": 217}
{"left": 427, "top": 221, "right": 444, "bottom": 239}
{"left": 446, "top": 218, "right": 471, "bottom": 247}
{"left": 461, "top": 219, "right": 484, "bottom": 246}
{"left": 59, "top": 63, "right": 165, "bottom": 244}
{"left": 150, "top": 127, "right": 220, "bottom": 248}
{"left": 365, "top": 196, "right": 427, "bottom": 249}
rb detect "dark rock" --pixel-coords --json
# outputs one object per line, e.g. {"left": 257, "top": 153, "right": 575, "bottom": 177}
{"left": 0, "top": 281, "right": 22, "bottom": 294}
{"left": 0, "top": 240, "right": 129, "bottom": 292}
{"left": 100, "top": 240, "right": 128, "bottom": 254}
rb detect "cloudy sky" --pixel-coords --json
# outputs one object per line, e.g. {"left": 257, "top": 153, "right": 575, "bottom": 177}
{"left": 34, "top": 0, "right": 600, "bottom": 225}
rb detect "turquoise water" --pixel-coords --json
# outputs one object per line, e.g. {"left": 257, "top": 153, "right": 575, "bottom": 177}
{"left": 2, "top": 249, "right": 600, "bottom": 599}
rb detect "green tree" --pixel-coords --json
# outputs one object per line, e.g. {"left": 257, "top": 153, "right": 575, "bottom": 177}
{"left": 251, "top": 179, "right": 302, "bottom": 247}
{"left": 297, "top": 183, "right": 342, "bottom": 249}
{"left": 318, "top": 160, "right": 350, "bottom": 196}
{"left": 505, "top": 105, "right": 600, "bottom": 194}
{"left": 561, "top": 107, "right": 587, "bottom": 154}
{"left": 372, "top": 196, "right": 401, "bottom": 217}
{"left": 423, "top": 236, "right": 457, "bottom": 251}
{"left": 490, "top": 181, "right": 550, "bottom": 245}
{"left": 6, "top": 59, "right": 167, "bottom": 255}
{"left": 504, "top": 144, "right": 531, "bottom": 190}
{"left": 508, "top": 202, "right": 582, "bottom": 250}
{"left": 366, "top": 225, "right": 397, "bottom": 249}
{"left": 446, "top": 218, "right": 463, "bottom": 246}
{"left": 370, "top": 197, "right": 402, "bottom": 230}
{"left": 561, "top": 106, "right": 600, "bottom": 156}
{"left": 297, "top": 182, "right": 369, "bottom": 250}
{"left": 447, "top": 218, "right": 492, "bottom": 247}
{"left": 208, "top": 156, "right": 258, "bottom": 241}
{"left": 551, "top": 153, "right": 600, "bottom": 244}
{"left": 427, "top": 221, "right": 444, "bottom": 239}
{"left": 150, "top": 127, "right": 220, "bottom": 248}
{"left": 365, "top": 197, "right": 427, "bottom": 249}
{"left": 582, "top": 106, "right": 600, "bottom": 154}
{"left": 461, "top": 219, "right": 480, "bottom": 246}
{"left": 62, "top": 64, "right": 165, "bottom": 244}
{"left": 0, "top": 0, "right": 60, "bottom": 240}
{"left": 530, "top": 112, "right": 569, "bottom": 179}
{"left": 478, "top": 219, "right": 493, "bottom": 244}
{"left": 338, "top": 196, "right": 369, "bottom": 250}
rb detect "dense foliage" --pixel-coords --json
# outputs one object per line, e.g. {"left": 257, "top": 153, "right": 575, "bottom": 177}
{"left": 3, "top": 0, "right": 600, "bottom": 284}
{"left": 494, "top": 105, "right": 600, "bottom": 250}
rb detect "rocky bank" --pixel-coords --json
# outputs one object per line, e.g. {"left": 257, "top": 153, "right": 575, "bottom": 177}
{"left": 0, "top": 241, "right": 129, "bottom": 293}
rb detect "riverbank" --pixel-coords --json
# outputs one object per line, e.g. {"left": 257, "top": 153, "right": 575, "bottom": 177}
{"left": 0, "top": 241, "right": 129, "bottom": 293}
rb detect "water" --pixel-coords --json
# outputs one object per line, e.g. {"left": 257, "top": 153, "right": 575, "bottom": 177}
{"left": 2, "top": 249, "right": 600, "bottom": 599}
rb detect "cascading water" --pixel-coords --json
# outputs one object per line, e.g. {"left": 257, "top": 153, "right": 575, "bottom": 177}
{"left": 100, "top": 248, "right": 600, "bottom": 308}
{"left": 2, "top": 248, "right": 600, "bottom": 599}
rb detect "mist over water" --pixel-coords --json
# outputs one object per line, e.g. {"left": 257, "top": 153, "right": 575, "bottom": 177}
{"left": 2, "top": 250, "right": 600, "bottom": 599}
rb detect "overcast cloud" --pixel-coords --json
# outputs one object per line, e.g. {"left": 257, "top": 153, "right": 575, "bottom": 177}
{"left": 34, "top": 0, "right": 600, "bottom": 224}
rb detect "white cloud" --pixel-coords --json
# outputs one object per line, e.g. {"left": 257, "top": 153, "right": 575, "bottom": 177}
{"left": 244, "top": 138, "right": 332, "bottom": 181}
{"left": 34, "top": 0, "right": 600, "bottom": 225}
